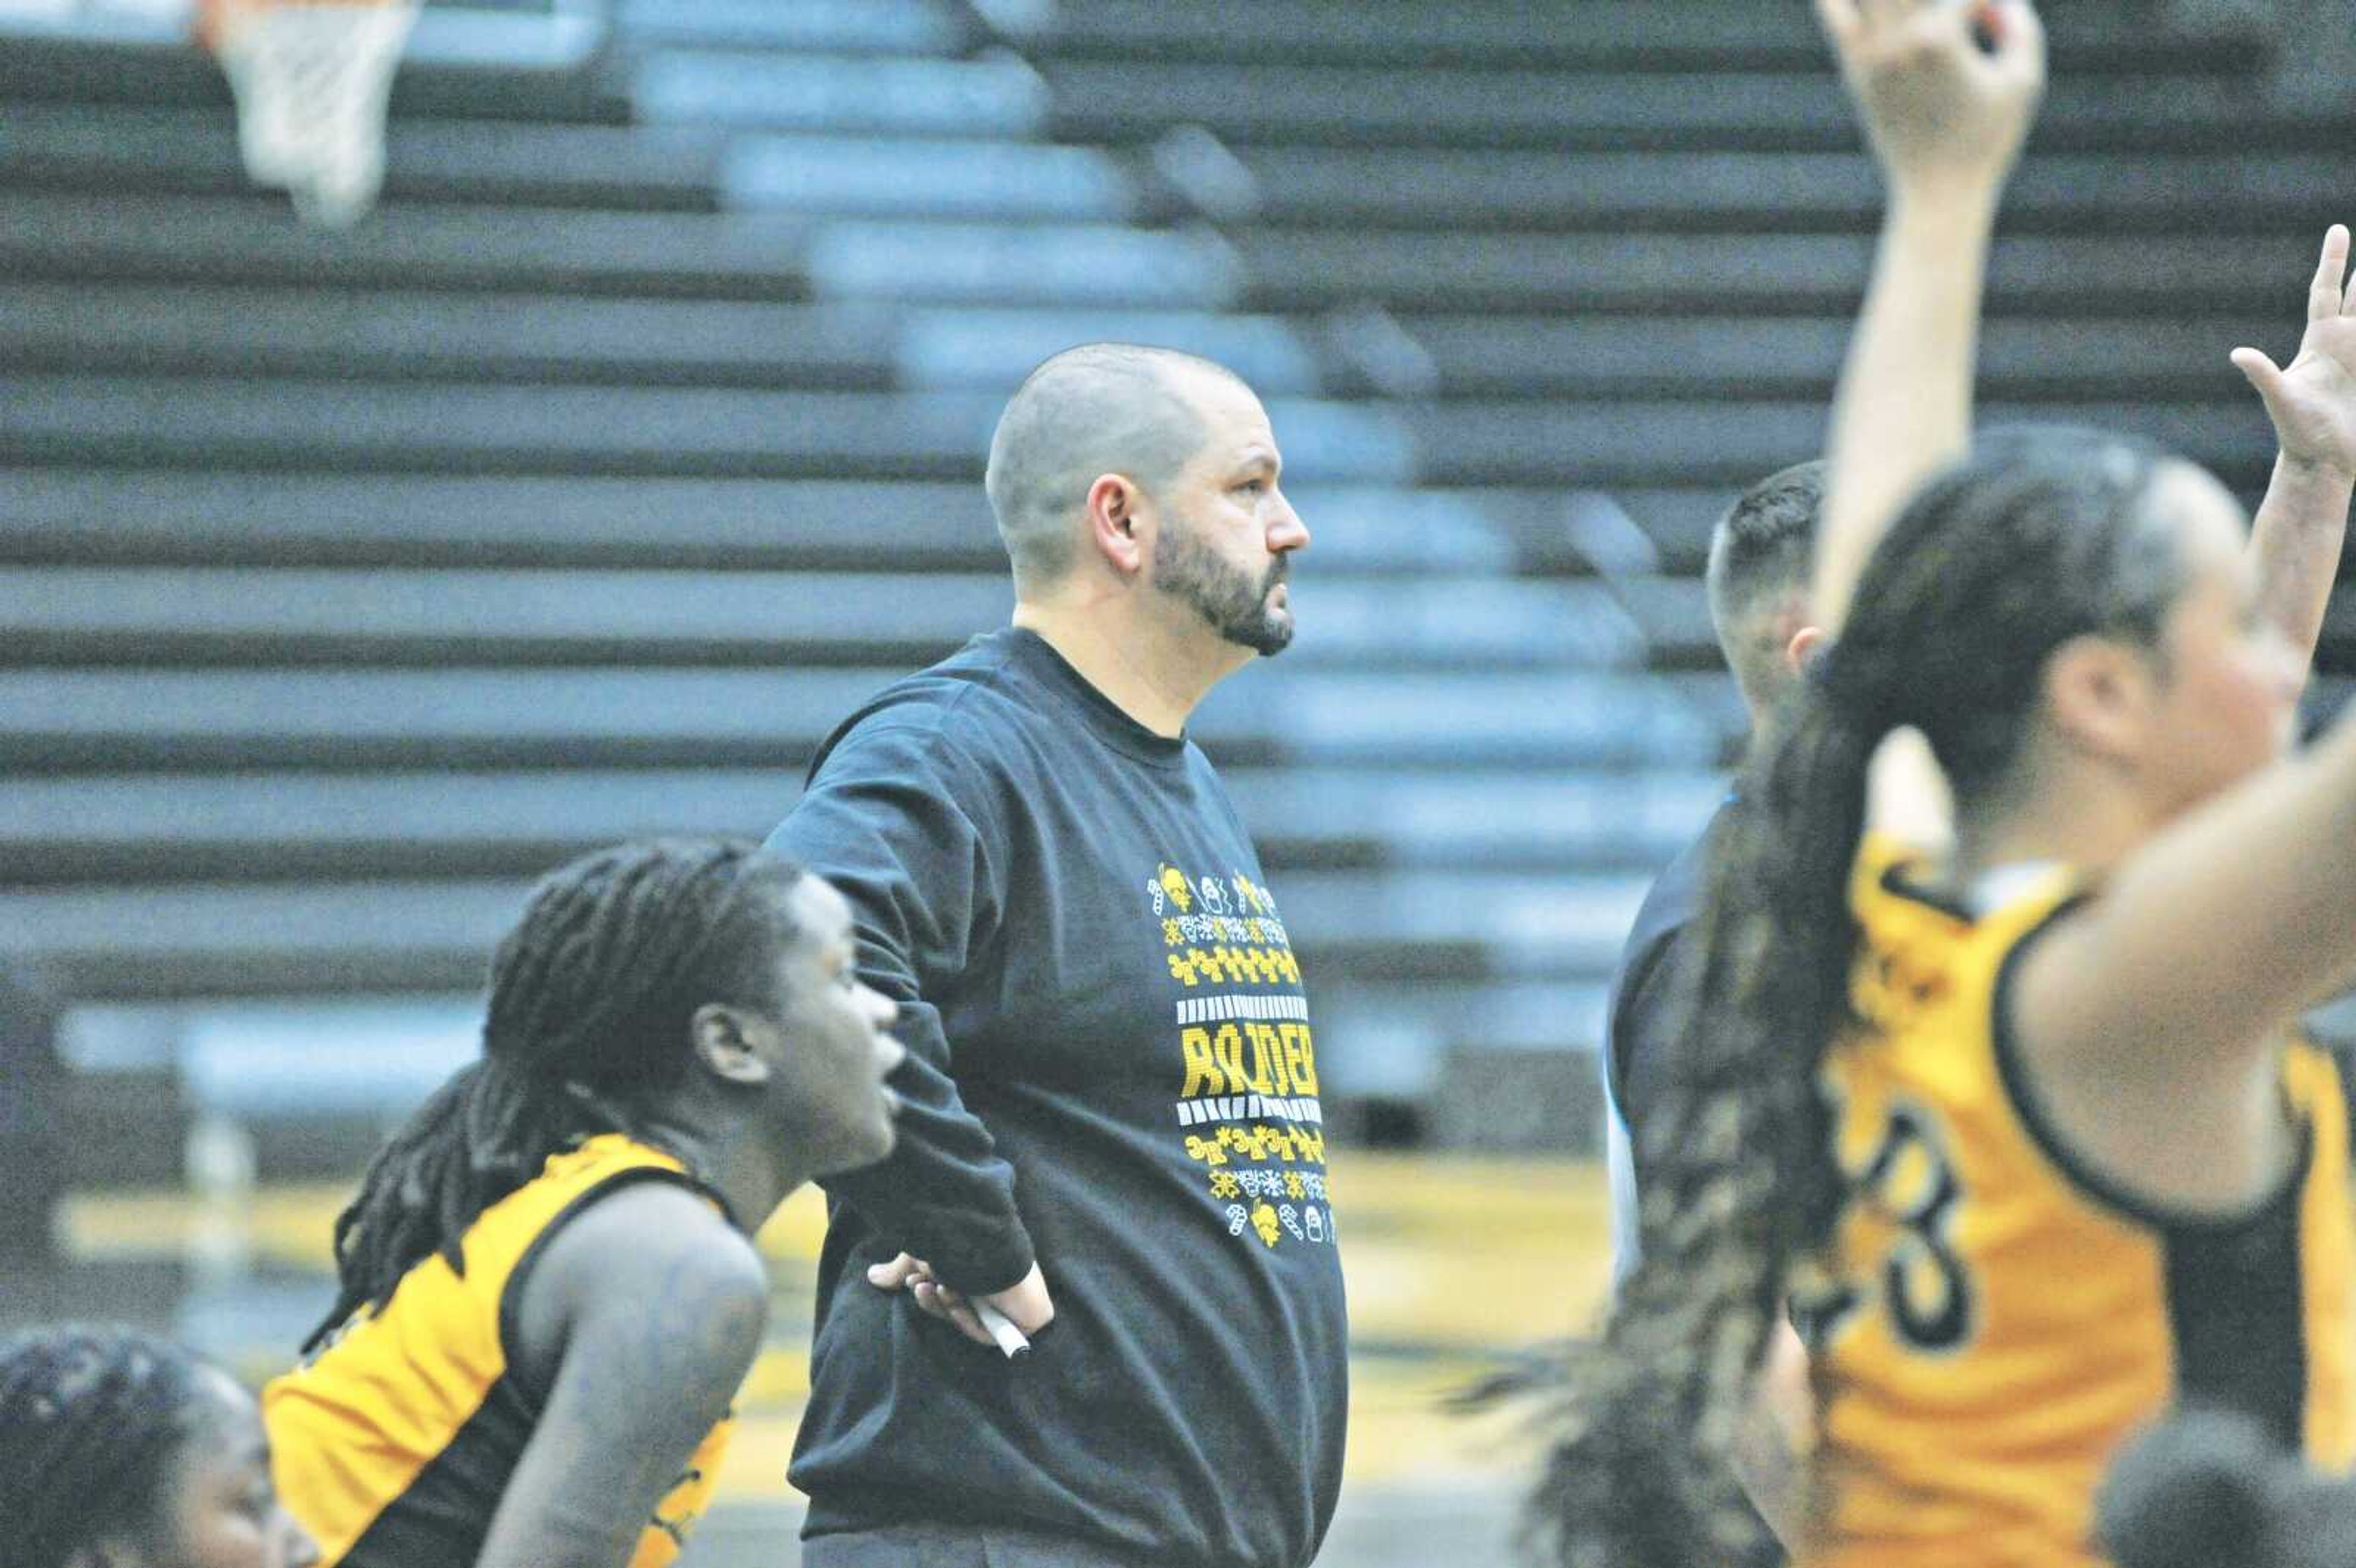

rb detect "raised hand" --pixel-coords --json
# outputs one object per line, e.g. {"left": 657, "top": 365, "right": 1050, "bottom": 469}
{"left": 2234, "top": 225, "right": 2356, "bottom": 481}
{"left": 1816, "top": 0, "right": 2047, "bottom": 199}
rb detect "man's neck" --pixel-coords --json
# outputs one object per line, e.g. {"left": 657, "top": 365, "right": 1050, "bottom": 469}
{"left": 1011, "top": 601, "right": 1249, "bottom": 739}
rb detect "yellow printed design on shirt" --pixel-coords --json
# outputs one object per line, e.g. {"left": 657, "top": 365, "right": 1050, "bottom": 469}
{"left": 1153, "top": 858, "right": 1334, "bottom": 1249}
{"left": 263, "top": 1134, "right": 736, "bottom": 1568}
{"left": 1798, "top": 837, "right": 2356, "bottom": 1568}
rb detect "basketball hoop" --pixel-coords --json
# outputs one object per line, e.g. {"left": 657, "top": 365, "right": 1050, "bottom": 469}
{"left": 198, "top": 0, "right": 421, "bottom": 228}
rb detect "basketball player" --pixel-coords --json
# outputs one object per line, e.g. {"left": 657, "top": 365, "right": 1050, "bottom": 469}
{"left": 263, "top": 839, "right": 903, "bottom": 1568}
{"left": 2, "top": 1324, "right": 318, "bottom": 1568}
{"left": 1538, "top": 1, "right": 2356, "bottom": 1563}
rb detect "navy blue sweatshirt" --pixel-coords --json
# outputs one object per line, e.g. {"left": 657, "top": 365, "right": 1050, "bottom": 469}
{"left": 768, "top": 628, "right": 1348, "bottom": 1568}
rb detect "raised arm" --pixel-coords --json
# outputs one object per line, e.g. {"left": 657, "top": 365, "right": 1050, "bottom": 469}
{"left": 1811, "top": 0, "right": 2046, "bottom": 635}
{"left": 2236, "top": 223, "right": 2356, "bottom": 674}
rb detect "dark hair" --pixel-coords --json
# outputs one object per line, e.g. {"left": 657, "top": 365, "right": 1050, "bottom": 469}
{"left": 309, "top": 837, "right": 807, "bottom": 1350}
{"left": 1527, "top": 429, "right": 2189, "bottom": 1565}
{"left": 1, "top": 1325, "right": 209, "bottom": 1567}
{"left": 1707, "top": 459, "right": 1827, "bottom": 707}
{"left": 2098, "top": 1409, "right": 2356, "bottom": 1568}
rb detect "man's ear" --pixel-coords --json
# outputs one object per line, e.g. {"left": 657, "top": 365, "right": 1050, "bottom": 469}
{"left": 690, "top": 1004, "right": 771, "bottom": 1087}
{"left": 1784, "top": 621, "right": 1827, "bottom": 676}
{"left": 1084, "top": 473, "right": 1145, "bottom": 576}
{"left": 2043, "top": 634, "right": 2158, "bottom": 765}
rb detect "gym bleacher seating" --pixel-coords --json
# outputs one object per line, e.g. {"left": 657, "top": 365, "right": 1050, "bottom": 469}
{"left": 2, "top": 0, "right": 2349, "bottom": 1156}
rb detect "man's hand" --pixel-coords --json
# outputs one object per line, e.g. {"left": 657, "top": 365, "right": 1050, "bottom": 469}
{"left": 1817, "top": 0, "right": 2046, "bottom": 201}
{"left": 2235, "top": 224, "right": 2356, "bottom": 483}
{"left": 867, "top": 1254, "right": 1055, "bottom": 1349}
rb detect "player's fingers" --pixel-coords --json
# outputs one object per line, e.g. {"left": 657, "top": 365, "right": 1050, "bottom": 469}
{"left": 2230, "top": 347, "right": 2285, "bottom": 403}
{"left": 2310, "top": 224, "right": 2350, "bottom": 321}
{"left": 1977, "top": 0, "right": 2044, "bottom": 82}
{"left": 866, "top": 1252, "right": 920, "bottom": 1289}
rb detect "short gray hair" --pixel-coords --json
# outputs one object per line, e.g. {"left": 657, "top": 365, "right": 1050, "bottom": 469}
{"left": 984, "top": 343, "right": 1244, "bottom": 590}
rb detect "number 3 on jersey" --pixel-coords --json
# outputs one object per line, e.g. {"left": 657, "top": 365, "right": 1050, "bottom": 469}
{"left": 1796, "top": 1093, "right": 1975, "bottom": 1355}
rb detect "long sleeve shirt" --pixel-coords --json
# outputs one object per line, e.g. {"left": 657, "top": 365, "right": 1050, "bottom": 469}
{"left": 769, "top": 628, "right": 1348, "bottom": 1568}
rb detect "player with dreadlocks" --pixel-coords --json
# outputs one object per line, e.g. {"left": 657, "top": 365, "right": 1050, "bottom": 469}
{"left": 1530, "top": 1, "right": 2356, "bottom": 1566}
{"left": 263, "top": 838, "right": 903, "bottom": 1568}
{"left": 2, "top": 1324, "right": 317, "bottom": 1568}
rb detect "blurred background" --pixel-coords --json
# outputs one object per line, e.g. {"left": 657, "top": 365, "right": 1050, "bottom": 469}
{"left": 0, "top": 1, "right": 2351, "bottom": 1561}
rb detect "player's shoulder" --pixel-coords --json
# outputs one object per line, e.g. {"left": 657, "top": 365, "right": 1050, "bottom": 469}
{"left": 504, "top": 1174, "right": 763, "bottom": 1386}
{"left": 530, "top": 1179, "right": 761, "bottom": 1314}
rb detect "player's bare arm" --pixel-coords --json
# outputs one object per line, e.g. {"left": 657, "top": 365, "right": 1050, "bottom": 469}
{"left": 2238, "top": 223, "right": 2356, "bottom": 672}
{"left": 475, "top": 1183, "right": 769, "bottom": 1568}
{"left": 1811, "top": 0, "right": 2045, "bottom": 637}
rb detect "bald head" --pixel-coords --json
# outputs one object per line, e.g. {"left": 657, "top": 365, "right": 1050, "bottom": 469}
{"left": 985, "top": 343, "right": 1250, "bottom": 591}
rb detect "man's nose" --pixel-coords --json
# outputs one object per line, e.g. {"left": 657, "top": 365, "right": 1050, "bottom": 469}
{"left": 1268, "top": 493, "right": 1309, "bottom": 553}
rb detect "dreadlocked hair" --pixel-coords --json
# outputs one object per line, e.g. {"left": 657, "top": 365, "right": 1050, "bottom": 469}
{"left": 309, "top": 837, "right": 809, "bottom": 1351}
{"left": 1521, "top": 429, "right": 2185, "bottom": 1567}
{"left": 2, "top": 1324, "right": 208, "bottom": 1568}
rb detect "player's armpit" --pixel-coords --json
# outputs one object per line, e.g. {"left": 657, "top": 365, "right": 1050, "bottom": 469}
{"left": 475, "top": 1183, "right": 769, "bottom": 1568}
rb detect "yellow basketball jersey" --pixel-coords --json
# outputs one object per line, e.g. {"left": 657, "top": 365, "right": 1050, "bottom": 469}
{"left": 264, "top": 1134, "right": 737, "bottom": 1568}
{"left": 1800, "top": 839, "right": 2356, "bottom": 1568}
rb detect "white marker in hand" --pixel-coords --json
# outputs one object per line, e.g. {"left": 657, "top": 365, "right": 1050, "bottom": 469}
{"left": 974, "top": 1297, "right": 1030, "bottom": 1359}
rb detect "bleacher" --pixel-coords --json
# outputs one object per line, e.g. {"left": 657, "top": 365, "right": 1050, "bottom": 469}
{"left": 3, "top": 0, "right": 2350, "bottom": 1164}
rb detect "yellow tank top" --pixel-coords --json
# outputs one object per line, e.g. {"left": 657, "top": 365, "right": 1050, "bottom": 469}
{"left": 264, "top": 1133, "right": 737, "bottom": 1568}
{"left": 1800, "top": 839, "right": 2356, "bottom": 1568}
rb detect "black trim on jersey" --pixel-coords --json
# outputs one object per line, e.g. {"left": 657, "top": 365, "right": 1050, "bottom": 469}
{"left": 2160, "top": 1196, "right": 2308, "bottom": 1451}
{"left": 339, "top": 1161, "right": 719, "bottom": 1567}
{"left": 497, "top": 1161, "right": 714, "bottom": 1403}
{"left": 339, "top": 1375, "right": 539, "bottom": 1568}
{"left": 1876, "top": 860, "right": 1978, "bottom": 924}
{"left": 1992, "top": 898, "right": 2313, "bottom": 1448}
{"left": 1990, "top": 897, "right": 2312, "bottom": 1234}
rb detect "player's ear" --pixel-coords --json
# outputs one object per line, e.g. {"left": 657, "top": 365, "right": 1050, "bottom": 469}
{"left": 1785, "top": 622, "right": 1828, "bottom": 676}
{"left": 1084, "top": 474, "right": 1146, "bottom": 576}
{"left": 2043, "top": 633, "right": 2156, "bottom": 764}
{"left": 690, "top": 1004, "right": 772, "bottom": 1086}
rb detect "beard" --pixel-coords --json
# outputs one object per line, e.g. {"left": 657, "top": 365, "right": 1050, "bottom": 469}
{"left": 1153, "top": 521, "right": 1295, "bottom": 656}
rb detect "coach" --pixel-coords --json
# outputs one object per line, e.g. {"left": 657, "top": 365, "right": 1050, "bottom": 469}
{"left": 769, "top": 344, "right": 1344, "bottom": 1568}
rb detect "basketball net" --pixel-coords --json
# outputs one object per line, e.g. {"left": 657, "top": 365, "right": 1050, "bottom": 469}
{"left": 198, "top": 0, "right": 421, "bottom": 228}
